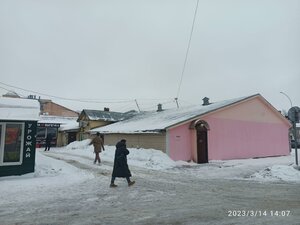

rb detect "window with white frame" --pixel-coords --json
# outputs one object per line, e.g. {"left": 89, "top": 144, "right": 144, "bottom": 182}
{"left": 0, "top": 123, "right": 24, "bottom": 166}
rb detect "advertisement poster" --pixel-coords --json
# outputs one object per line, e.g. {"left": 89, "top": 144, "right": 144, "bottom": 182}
{"left": 4, "top": 126, "right": 22, "bottom": 163}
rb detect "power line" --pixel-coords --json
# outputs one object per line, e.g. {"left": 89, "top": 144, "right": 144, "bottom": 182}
{"left": 0, "top": 85, "right": 15, "bottom": 93}
{"left": 176, "top": 0, "right": 200, "bottom": 100}
{"left": 0, "top": 81, "right": 134, "bottom": 104}
{"left": 0, "top": 81, "right": 177, "bottom": 109}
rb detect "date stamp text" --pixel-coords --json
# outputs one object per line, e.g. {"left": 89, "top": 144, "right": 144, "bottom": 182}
{"left": 227, "top": 210, "right": 291, "bottom": 217}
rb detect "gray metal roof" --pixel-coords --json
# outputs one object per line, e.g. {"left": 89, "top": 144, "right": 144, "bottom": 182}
{"left": 80, "top": 109, "right": 137, "bottom": 122}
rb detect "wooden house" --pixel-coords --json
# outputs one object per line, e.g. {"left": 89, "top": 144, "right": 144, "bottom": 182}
{"left": 77, "top": 108, "right": 137, "bottom": 140}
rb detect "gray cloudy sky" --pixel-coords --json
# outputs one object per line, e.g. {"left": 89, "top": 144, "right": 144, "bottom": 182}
{"left": 0, "top": 0, "right": 299, "bottom": 112}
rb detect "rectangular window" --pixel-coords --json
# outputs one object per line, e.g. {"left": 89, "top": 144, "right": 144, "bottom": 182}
{"left": 47, "top": 127, "right": 57, "bottom": 139}
{"left": 36, "top": 127, "right": 57, "bottom": 146}
{"left": 37, "top": 127, "right": 46, "bottom": 139}
{"left": 0, "top": 123, "right": 24, "bottom": 165}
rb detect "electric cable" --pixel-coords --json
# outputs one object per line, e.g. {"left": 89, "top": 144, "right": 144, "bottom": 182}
{"left": 176, "top": 0, "right": 200, "bottom": 101}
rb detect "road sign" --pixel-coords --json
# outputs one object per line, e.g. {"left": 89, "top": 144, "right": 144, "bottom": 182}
{"left": 288, "top": 106, "right": 300, "bottom": 123}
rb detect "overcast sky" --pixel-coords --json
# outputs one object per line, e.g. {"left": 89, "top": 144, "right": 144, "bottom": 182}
{"left": 0, "top": 0, "right": 299, "bottom": 113}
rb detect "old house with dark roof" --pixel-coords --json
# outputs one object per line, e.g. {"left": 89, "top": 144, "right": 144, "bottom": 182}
{"left": 77, "top": 108, "right": 137, "bottom": 140}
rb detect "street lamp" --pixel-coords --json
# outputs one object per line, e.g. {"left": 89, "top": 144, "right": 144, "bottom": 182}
{"left": 280, "top": 91, "right": 293, "bottom": 108}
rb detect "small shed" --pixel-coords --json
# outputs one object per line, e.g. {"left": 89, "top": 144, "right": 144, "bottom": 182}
{"left": 0, "top": 97, "right": 40, "bottom": 176}
{"left": 58, "top": 119, "right": 80, "bottom": 146}
{"left": 92, "top": 94, "right": 291, "bottom": 163}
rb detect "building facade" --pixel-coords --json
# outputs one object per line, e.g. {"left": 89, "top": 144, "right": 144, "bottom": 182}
{"left": 92, "top": 94, "right": 291, "bottom": 163}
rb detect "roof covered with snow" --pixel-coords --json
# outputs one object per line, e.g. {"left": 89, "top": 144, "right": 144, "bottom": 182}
{"left": 0, "top": 97, "right": 40, "bottom": 121}
{"left": 38, "top": 115, "right": 79, "bottom": 131}
{"left": 38, "top": 115, "right": 78, "bottom": 124}
{"left": 78, "top": 109, "right": 138, "bottom": 122}
{"left": 92, "top": 94, "right": 262, "bottom": 134}
{"left": 59, "top": 121, "right": 79, "bottom": 131}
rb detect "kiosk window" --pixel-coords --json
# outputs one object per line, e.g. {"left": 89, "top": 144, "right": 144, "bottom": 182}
{"left": 0, "top": 123, "right": 24, "bottom": 165}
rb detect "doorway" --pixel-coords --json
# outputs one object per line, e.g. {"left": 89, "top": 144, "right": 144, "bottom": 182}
{"left": 196, "top": 123, "right": 208, "bottom": 163}
{"left": 68, "top": 132, "right": 77, "bottom": 144}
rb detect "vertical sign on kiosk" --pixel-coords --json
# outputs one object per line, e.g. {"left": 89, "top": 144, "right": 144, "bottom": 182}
{"left": 23, "top": 121, "right": 37, "bottom": 174}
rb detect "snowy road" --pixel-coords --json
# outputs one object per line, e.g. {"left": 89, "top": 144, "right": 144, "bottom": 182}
{"left": 1, "top": 150, "right": 300, "bottom": 225}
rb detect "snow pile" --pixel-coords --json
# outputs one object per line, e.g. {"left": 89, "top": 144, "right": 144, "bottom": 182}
{"left": 250, "top": 165, "right": 300, "bottom": 182}
{"left": 34, "top": 151, "right": 94, "bottom": 182}
{"left": 66, "top": 139, "right": 91, "bottom": 150}
{"left": 62, "top": 139, "right": 300, "bottom": 181}
{"left": 0, "top": 151, "right": 94, "bottom": 195}
{"left": 64, "top": 140, "right": 176, "bottom": 170}
{"left": 126, "top": 148, "right": 176, "bottom": 170}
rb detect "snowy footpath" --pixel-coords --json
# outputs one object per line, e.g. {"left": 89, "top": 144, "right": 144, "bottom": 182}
{"left": 0, "top": 140, "right": 300, "bottom": 225}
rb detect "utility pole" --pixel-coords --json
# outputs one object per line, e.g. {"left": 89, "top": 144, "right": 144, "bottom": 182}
{"left": 135, "top": 99, "right": 141, "bottom": 113}
{"left": 289, "top": 107, "right": 300, "bottom": 166}
{"left": 175, "top": 98, "right": 179, "bottom": 108}
{"left": 293, "top": 122, "right": 298, "bottom": 165}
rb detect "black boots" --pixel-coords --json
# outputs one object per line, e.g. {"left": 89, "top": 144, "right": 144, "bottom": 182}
{"left": 128, "top": 181, "right": 135, "bottom": 186}
{"left": 110, "top": 183, "right": 118, "bottom": 188}
{"left": 109, "top": 181, "right": 135, "bottom": 188}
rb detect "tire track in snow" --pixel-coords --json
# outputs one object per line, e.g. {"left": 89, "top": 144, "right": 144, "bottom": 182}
{"left": 41, "top": 152, "right": 111, "bottom": 177}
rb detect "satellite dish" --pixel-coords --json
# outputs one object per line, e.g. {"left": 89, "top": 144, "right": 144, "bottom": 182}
{"left": 288, "top": 106, "right": 300, "bottom": 123}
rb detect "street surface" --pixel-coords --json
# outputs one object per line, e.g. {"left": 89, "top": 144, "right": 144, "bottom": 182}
{"left": 1, "top": 151, "right": 299, "bottom": 225}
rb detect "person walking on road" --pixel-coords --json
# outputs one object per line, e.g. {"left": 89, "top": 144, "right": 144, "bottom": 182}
{"left": 110, "top": 139, "right": 135, "bottom": 187}
{"left": 44, "top": 133, "right": 52, "bottom": 151}
{"left": 90, "top": 132, "right": 105, "bottom": 164}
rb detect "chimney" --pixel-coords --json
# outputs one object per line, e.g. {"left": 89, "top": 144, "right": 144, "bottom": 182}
{"left": 202, "top": 97, "right": 210, "bottom": 106}
{"left": 104, "top": 107, "right": 110, "bottom": 112}
{"left": 157, "top": 103, "right": 163, "bottom": 112}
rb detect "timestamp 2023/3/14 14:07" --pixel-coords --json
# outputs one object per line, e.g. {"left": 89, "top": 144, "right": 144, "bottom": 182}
{"left": 227, "top": 210, "right": 291, "bottom": 217}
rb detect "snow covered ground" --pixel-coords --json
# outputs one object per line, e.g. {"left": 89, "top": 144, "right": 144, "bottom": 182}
{"left": 1, "top": 140, "right": 300, "bottom": 225}
{"left": 28, "top": 139, "right": 300, "bottom": 183}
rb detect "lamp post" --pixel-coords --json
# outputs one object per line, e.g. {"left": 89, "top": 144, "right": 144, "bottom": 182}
{"left": 280, "top": 92, "right": 299, "bottom": 166}
{"left": 280, "top": 91, "right": 293, "bottom": 108}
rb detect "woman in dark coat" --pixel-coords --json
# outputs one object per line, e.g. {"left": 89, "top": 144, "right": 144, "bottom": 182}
{"left": 110, "top": 139, "right": 135, "bottom": 187}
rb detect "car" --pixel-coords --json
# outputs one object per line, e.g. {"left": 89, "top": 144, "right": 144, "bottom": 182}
{"left": 291, "top": 140, "right": 300, "bottom": 148}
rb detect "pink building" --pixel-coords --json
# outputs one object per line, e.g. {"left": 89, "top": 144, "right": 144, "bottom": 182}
{"left": 93, "top": 94, "right": 291, "bottom": 163}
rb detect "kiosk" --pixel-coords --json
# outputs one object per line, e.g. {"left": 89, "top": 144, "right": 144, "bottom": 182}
{"left": 0, "top": 97, "right": 40, "bottom": 177}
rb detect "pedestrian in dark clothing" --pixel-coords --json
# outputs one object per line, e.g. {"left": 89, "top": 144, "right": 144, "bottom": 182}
{"left": 44, "top": 134, "right": 52, "bottom": 151}
{"left": 110, "top": 139, "right": 135, "bottom": 187}
{"left": 90, "top": 132, "right": 105, "bottom": 164}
